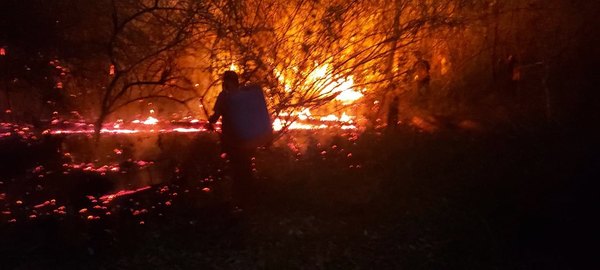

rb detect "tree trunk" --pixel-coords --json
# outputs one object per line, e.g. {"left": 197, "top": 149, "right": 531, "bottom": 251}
{"left": 375, "top": 0, "right": 403, "bottom": 125}
{"left": 94, "top": 113, "right": 106, "bottom": 143}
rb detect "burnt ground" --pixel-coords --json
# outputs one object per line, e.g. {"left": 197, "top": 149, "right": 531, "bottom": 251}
{"left": 0, "top": 125, "right": 597, "bottom": 269}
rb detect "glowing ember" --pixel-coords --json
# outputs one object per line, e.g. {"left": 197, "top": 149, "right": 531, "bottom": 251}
{"left": 62, "top": 162, "right": 127, "bottom": 174}
{"left": 99, "top": 186, "right": 151, "bottom": 202}
{"left": 33, "top": 200, "right": 55, "bottom": 209}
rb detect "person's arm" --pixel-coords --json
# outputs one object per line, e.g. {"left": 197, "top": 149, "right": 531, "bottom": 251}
{"left": 208, "top": 111, "right": 220, "bottom": 124}
{"left": 208, "top": 92, "right": 225, "bottom": 125}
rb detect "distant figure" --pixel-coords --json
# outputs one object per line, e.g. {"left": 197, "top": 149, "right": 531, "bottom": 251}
{"left": 506, "top": 55, "right": 521, "bottom": 82}
{"left": 412, "top": 52, "right": 431, "bottom": 111}
{"left": 209, "top": 71, "right": 272, "bottom": 206}
{"left": 505, "top": 54, "right": 521, "bottom": 100}
{"left": 387, "top": 95, "right": 400, "bottom": 129}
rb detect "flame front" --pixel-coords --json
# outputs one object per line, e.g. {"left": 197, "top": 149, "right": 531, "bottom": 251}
{"left": 306, "top": 63, "right": 364, "bottom": 104}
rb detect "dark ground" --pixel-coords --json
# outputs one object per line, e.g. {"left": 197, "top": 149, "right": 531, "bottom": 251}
{"left": 0, "top": 124, "right": 597, "bottom": 269}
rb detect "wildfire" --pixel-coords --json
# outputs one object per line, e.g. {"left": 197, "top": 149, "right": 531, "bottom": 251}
{"left": 2, "top": 95, "right": 366, "bottom": 141}
{"left": 270, "top": 63, "right": 365, "bottom": 130}
{"left": 276, "top": 62, "right": 364, "bottom": 106}
{"left": 0, "top": 60, "right": 371, "bottom": 138}
{"left": 3, "top": 115, "right": 358, "bottom": 137}
{"left": 297, "top": 108, "right": 311, "bottom": 121}
{"left": 272, "top": 109, "right": 357, "bottom": 131}
{"left": 305, "top": 63, "right": 364, "bottom": 104}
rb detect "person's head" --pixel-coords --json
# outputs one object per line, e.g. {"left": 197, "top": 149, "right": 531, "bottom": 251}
{"left": 222, "top": 71, "right": 239, "bottom": 92}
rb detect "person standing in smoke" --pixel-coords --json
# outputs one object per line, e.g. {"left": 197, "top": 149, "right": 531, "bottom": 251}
{"left": 412, "top": 51, "right": 431, "bottom": 112}
{"left": 209, "top": 71, "right": 240, "bottom": 157}
{"left": 208, "top": 70, "right": 272, "bottom": 208}
{"left": 387, "top": 95, "right": 400, "bottom": 129}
